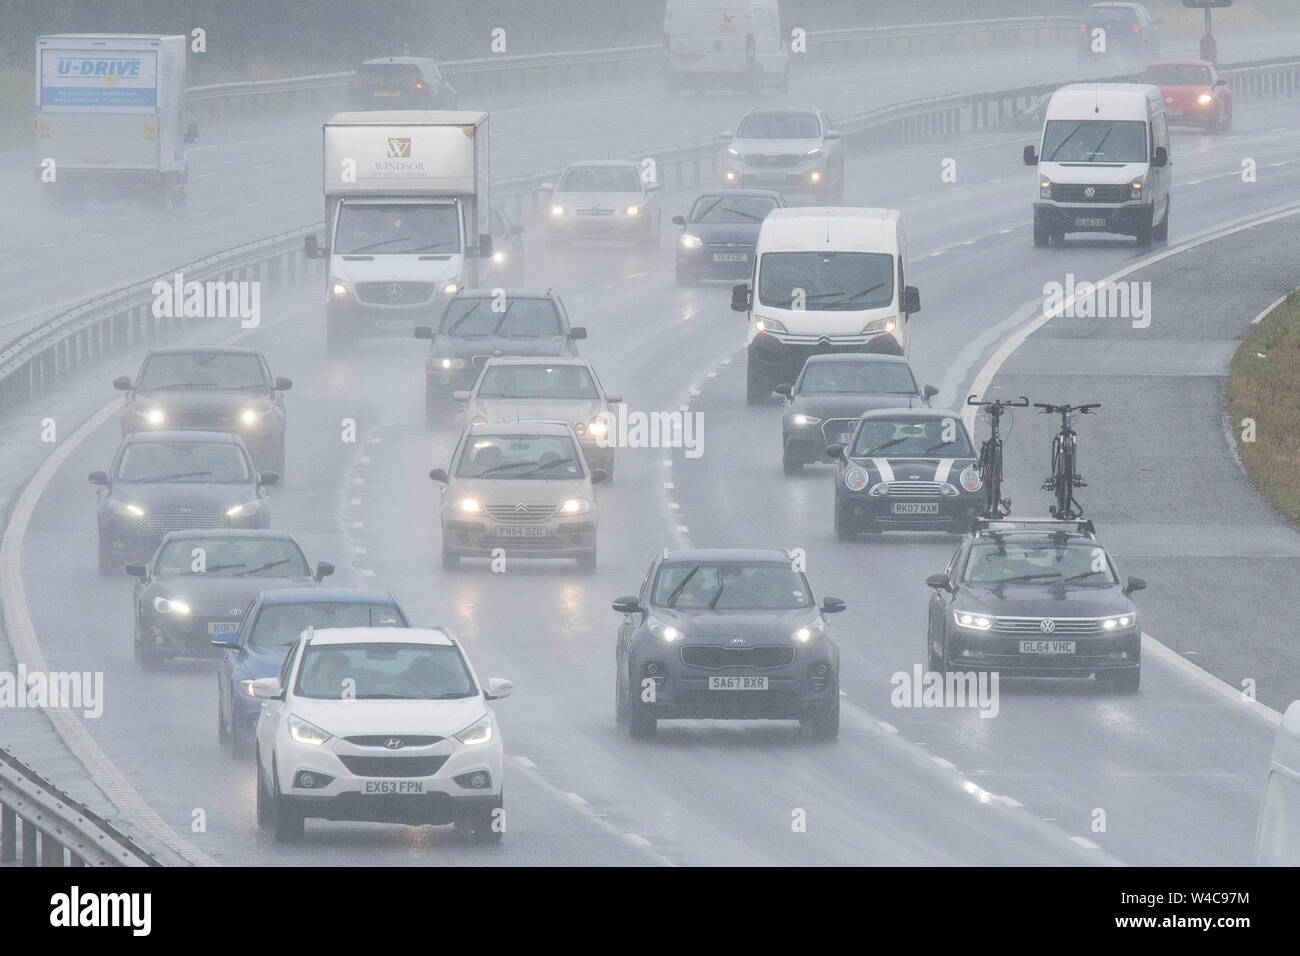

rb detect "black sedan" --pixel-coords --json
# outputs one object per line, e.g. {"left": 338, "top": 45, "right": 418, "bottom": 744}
{"left": 673, "top": 189, "right": 784, "bottom": 285}
{"left": 777, "top": 354, "right": 938, "bottom": 472}
{"left": 91, "top": 431, "right": 278, "bottom": 573}
{"left": 613, "top": 549, "right": 845, "bottom": 739}
{"left": 414, "top": 288, "right": 587, "bottom": 425}
{"left": 127, "top": 529, "right": 333, "bottom": 668}
{"left": 828, "top": 409, "right": 981, "bottom": 538}
{"left": 925, "top": 519, "right": 1146, "bottom": 691}
{"left": 348, "top": 56, "right": 457, "bottom": 110}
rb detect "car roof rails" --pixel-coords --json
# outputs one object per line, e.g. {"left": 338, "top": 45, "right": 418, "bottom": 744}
{"left": 971, "top": 517, "right": 1096, "bottom": 538}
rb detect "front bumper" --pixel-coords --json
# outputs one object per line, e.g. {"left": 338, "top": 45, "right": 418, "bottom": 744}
{"left": 722, "top": 165, "right": 828, "bottom": 195}
{"left": 944, "top": 629, "right": 1141, "bottom": 676}
{"left": 749, "top": 331, "right": 901, "bottom": 384}
{"left": 442, "top": 514, "right": 597, "bottom": 558}
{"left": 547, "top": 214, "right": 650, "bottom": 241}
{"left": 837, "top": 490, "right": 979, "bottom": 532}
{"left": 101, "top": 510, "right": 266, "bottom": 563}
{"left": 1035, "top": 201, "right": 1152, "bottom": 236}
{"left": 676, "top": 243, "right": 754, "bottom": 279}
{"left": 140, "top": 611, "right": 242, "bottom": 659}
{"left": 328, "top": 300, "right": 432, "bottom": 340}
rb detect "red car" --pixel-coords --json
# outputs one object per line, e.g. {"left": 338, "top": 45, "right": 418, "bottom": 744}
{"left": 1141, "top": 60, "right": 1233, "bottom": 132}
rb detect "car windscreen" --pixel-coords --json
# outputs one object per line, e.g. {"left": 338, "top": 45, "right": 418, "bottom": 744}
{"left": 248, "top": 603, "right": 404, "bottom": 647}
{"left": 475, "top": 364, "right": 598, "bottom": 400}
{"left": 137, "top": 352, "right": 266, "bottom": 391}
{"left": 690, "top": 195, "right": 777, "bottom": 224}
{"left": 850, "top": 418, "right": 973, "bottom": 458}
{"left": 1088, "top": 5, "right": 1139, "bottom": 23}
{"left": 737, "top": 112, "right": 821, "bottom": 139}
{"left": 652, "top": 562, "right": 814, "bottom": 610}
{"left": 116, "top": 442, "right": 250, "bottom": 483}
{"left": 1142, "top": 65, "right": 1212, "bottom": 85}
{"left": 295, "top": 642, "right": 477, "bottom": 700}
{"left": 557, "top": 166, "right": 641, "bottom": 192}
{"left": 455, "top": 434, "right": 583, "bottom": 479}
{"left": 800, "top": 362, "right": 917, "bottom": 394}
{"left": 334, "top": 203, "right": 460, "bottom": 255}
{"left": 441, "top": 298, "right": 563, "bottom": 338}
{"left": 153, "top": 537, "right": 309, "bottom": 578}
{"left": 964, "top": 540, "right": 1119, "bottom": 586}
{"left": 758, "top": 251, "right": 894, "bottom": 311}
{"left": 1042, "top": 120, "right": 1148, "bottom": 163}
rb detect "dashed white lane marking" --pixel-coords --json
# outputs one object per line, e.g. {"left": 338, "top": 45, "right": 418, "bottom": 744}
{"left": 360, "top": 456, "right": 371, "bottom": 463}
{"left": 361, "top": 569, "right": 375, "bottom": 577}
{"left": 931, "top": 757, "right": 957, "bottom": 770}
{"left": 877, "top": 721, "right": 898, "bottom": 733}
{"left": 663, "top": 482, "right": 674, "bottom": 489}
{"left": 1070, "top": 836, "right": 1101, "bottom": 850}
{"left": 661, "top": 459, "right": 673, "bottom": 467}
{"left": 514, "top": 755, "right": 536, "bottom": 769}
{"left": 352, "top": 477, "right": 364, "bottom": 485}
{"left": 667, "top": 501, "right": 679, "bottom": 509}
{"left": 349, "top": 521, "right": 363, "bottom": 529}
{"left": 354, "top": 546, "right": 367, "bottom": 555}
{"left": 706, "top": 371, "right": 717, "bottom": 378}
{"left": 997, "top": 795, "right": 1024, "bottom": 808}
{"left": 351, "top": 498, "right": 361, "bottom": 505}
{"left": 566, "top": 792, "right": 587, "bottom": 804}
{"left": 675, "top": 524, "right": 689, "bottom": 533}
{"left": 1251, "top": 290, "right": 1297, "bottom": 324}
{"left": 720, "top": 357, "right": 732, "bottom": 365}
{"left": 626, "top": 833, "right": 652, "bottom": 846}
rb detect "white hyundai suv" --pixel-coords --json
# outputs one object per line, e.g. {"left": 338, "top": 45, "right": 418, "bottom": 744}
{"left": 248, "top": 626, "right": 512, "bottom": 842}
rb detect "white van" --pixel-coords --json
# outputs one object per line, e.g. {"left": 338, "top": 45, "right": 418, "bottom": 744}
{"left": 730, "top": 208, "right": 920, "bottom": 404}
{"left": 1256, "top": 701, "right": 1300, "bottom": 866}
{"left": 664, "top": 0, "right": 789, "bottom": 95}
{"left": 1023, "top": 83, "right": 1171, "bottom": 247}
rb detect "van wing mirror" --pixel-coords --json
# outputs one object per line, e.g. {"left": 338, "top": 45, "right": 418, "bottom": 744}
{"left": 112, "top": 376, "right": 132, "bottom": 391}
{"left": 185, "top": 121, "right": 200, "bottom": 144}
{"left": 303, "top": 234, "right": 320, "bottom": 259}
{"left": 474, "top": 234, "right": 494, "bottom": 258}
{"left": 902, "top": 285, "right": 921, "bottom": 314}
{"left": 1152, "top": 146, "right": 1169, "bottom": 168}
{"left": 1023, "top": 145, "right": 1038, "bottom": 166}
{"left": 731, "top": 283, "right": 751, "bottom": 313}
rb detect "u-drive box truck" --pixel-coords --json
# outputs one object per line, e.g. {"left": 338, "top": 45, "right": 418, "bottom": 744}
{"left": 305, "top": 111, "right": 493, "bottom": 354}
{"left": 35, "top": 34, "right": 198, "bottom": 204}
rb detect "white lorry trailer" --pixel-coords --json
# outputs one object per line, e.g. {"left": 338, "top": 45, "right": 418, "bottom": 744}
{"left": 305, "top": 111, "right": 493, "bottom": 354}
{"left": 35, "top": 34, "right": 198, "bottom": 205}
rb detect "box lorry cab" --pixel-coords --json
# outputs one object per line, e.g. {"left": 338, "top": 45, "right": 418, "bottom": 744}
{"left": 664, "top": 0, "right": 789, "bottom": 95}
{"left": 1023, "top": 83, "right": 1171, "bottom": 248}
{"left": 304, "top": 111, "right": 494, "bottom": 354}
{"left": 36, "top": 34, "right": 198, "bottom": 206}
{"left": 1256, "top": 700, "right": 1300, "bottom": 866}
{"left": 731, "top": 208, "right": 921, "bottom": 404}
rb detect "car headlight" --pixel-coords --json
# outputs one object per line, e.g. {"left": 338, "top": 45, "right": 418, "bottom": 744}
{"left": 435, "top": 356, "right": 467, "bottom": 371}
{"left": 452, "top": 497, "right": 482, "bottom": 514}
{"left": 727, "top": 146, "right": 740, "bottom": 156}
{"left": 954, "top": 610, "right": 993, "bottom": 631}
{"left": 239, "top": 407, "right": 271, "bottom": 426}
{"left": 754, "top": 317, "right": 787, "bottom": 333}
{"left": 288, "top": 714, "right": 332, "bottom": 746}
{"left": 470, "top": 415, "right": 488, "bottom": 425}
{"left": 868, "top": 480, "right": 890, "bottom": 496}
{"left": 550, "top": 204, "right": 564, "bottom": 217}
{"left": 647, "top": 616, "right": 683, "bottom": 643}
{"left": 805, "top": 146, "right": 822, "bottom": 157}
{"left": 492, "top": 250, "right": 506, "bottom": 263}
{"left": 792, "top": 414, "right": 821, "bottom": 427}
{"left": 561, "top": 497, "right": 592, "bottom": 514}
{"left": 626, "top": 205, "right": 641, "bottom": 217}
{"left": 792, "top": 620, "right": 825, "bottom": 643}
{"left": 1130, "top": 178, "right": 1144, "bottom": 200}
{"left": 455, "top": 713, "right": 493, "bottom": 746}
{"left": 329, "top": 277, "right": 349, "bottom": 298}
{"left": 585, "top": 419, "right": 608, "bottom": 438}
{"left": 108, "top": 500, "right": 146, "bottom": 518}
{"left": 861, "top": 317, "right": 897, "bottom": 335}
{"left": 226, "top": 501, "right": 260, "bottom": 518}
{"left": 1102, "top": 615, "right": 1134, "bottom": 630}
{"left": 724, "top": 170, "right": 738, "bottom": 182}
{"left": 1198, "top": 92, "right": 1214, "bottom": 105}
{"left": 441, "top": 282, "right": 458, "bottom": 296}
{"left": 960, "top": 465, "right": 982, "bottom": 493}
{"left": 809, "top": 170, "right": 822, "bottom": 183}
{"left": 1040, "top": 178, "right": 1052, "bottom": 200}
{"left": 844, "top": 466, "right": 869, "bottom": 492}
{"left": 680, "top": 233, "right": 703, "bottom": 249}
{"left": 134, "top": 407, "right": 166, "bottom": 425}
{"left": 152, "top": 595, "right": 191, "bottom": 616}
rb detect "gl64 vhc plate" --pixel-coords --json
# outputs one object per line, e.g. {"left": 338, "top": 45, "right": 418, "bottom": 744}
{"left": 1018, "top": 640, "right": 1076, "bottom": 654}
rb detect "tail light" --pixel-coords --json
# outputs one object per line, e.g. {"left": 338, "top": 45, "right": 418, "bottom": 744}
{"left": 1132, "top": 24, "right": 1141, "bottom": 33}
{"left": 1079, "top": 23, "right": 1087, "bottom": 32}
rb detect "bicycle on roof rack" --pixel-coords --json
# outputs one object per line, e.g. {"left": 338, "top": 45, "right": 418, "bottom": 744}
{"left": 1035, "top": 402, "right": 1100, "bottom": 520}
{"left": 966, "top": 394, "right": 1029, "bottom": 519}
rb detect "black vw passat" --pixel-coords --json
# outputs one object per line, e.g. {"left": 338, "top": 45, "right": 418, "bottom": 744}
{"left": 924, "top": 519, "right": 1146, "bottom": 691}
{"left": 776, "top": 353, "right": 937, "bottom": 472}
{"left": 613, "top": 549, "right": 845, "bottom": 739}
{"left": 127, "top": 529, "right": 332, "bottom": 667}
{"left": 91, "top": 431, "right": 277, "bottom": 573}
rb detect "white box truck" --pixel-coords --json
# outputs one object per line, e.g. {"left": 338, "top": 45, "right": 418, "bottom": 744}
{"left": 305, "top": 110, "right": 493, "bottom": 354}
{"left": 35, "top": 34, "right": 198, "bottom": 205}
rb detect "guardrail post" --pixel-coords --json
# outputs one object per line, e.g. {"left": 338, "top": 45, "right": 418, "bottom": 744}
{"left": 41, "top": 831, "right": 64, "bottom": 866}
{"left": 21, "top": 819, "right": 37, "bottom": 866}
{"left": 1, "top": 803, "right": 14, "bottom": 862}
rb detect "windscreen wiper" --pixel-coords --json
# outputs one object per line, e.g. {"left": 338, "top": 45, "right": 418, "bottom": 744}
{"left": 665, "top": 567, "right": 700, "bottom": 608}
{"left": 235, "top": 558, "right": 292, "bottom": 576}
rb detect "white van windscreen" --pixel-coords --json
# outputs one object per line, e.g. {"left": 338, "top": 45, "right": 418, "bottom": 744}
{"left": 758, "top": 252, "right": 894, "bottom": 311}
{"left": 1042, "top": 121, "right": 1147, "bottom": 164}
{"left": 334, "top": 203, "right": 460, "bottom": 255}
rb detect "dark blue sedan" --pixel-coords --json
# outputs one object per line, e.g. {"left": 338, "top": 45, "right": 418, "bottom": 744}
{"left": 673, "top": 190, "right": 785, "bottom": 285}
{"left": 213, "top": 587, "right": 408, "bottom": 754}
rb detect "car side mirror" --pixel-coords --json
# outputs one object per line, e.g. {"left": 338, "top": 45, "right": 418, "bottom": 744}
{"left": 414, "top": 325, "right": 434, "bottom": 339}
{"left": 485, "top": 677, "right": 513, "bottom": 700}
{"left": 274, "top": 376, "right": 293, "bottom": 391}
{"left": 590, "top": 468, "right": 609, "bottom": 485}
{"left": 718, "top": 130, "right": 733, "bottom": 140}
{"left": 612, "top": 596, "right": 642, "bottom": 614}
{"left": 567, "top": 326, "right": 587, "bottom": 340}
{"left": 1214, "top": 77, "right": 1228, "bottom": 87}
{"left": 185, "top": 121, "right": 200, "bottom": 144}
{"left": 244, "top": 677, "right": 282, "bottom": 700}
{"left": 671, "top": 215, "right": 686, "bottom": 226}
{"left": 303, "top": 234, "right": 320, "bottom": 259}
{"left": 926, "top": 573, "right": 951, "bottom": 591}
{"left": 210, "top": 631, "right": 239, "bottom": 648}
{"left": 731, "top": 283, "right": 751, "bottom": 313}
{"left": 923, "top": 384, "right": 939, "bottom": 401}
{"left": 112, "top": 376, "right": 132, "bottom": 391}
{"left": 826, "top": 129, "right": 841, "bottom": 140}
{"left": 429, "top": 468, "right": 450, "bottom": 483}
{"left": 604, "top": 392, "right": 623, "bottom": 404}
{"left": 1023, "top": 145, "right": 1038, "bottom": 166}
{"left": 314, "top": 561, "right": 335, "bottom": 583}
{"left": 825, "top": 444, "right": 844, "bottom": 461}
{"left": 902, "top": 285, "right": 921, "bottom": 314}
{"left": 88, "top": 470, "right": 109, "bottom": 485}
{"left": 258, "top": 471, "right": 280, "bottom": 487}
{"left": 1123, "top": 575, "right": 1147, "bottom": 596}
{"left": 646, "top": 182, "right": 660, "bottom": 192}
{"left": 820, "top": 596, "right": 846, "bottom": 614}
{"left": 451, "top": 390, "right": 470, "bottom": 402}
{"left": 1152, "top": 146, "right": 1168, "bottom": 168}
{"left": 508, "top": 224, "right": 525, "bottom": 236}
{"left": 773, "top": 383, "right": 793, "bottom": 398}
{"left": 541, "top": 181, "right": 555, "bottom": 191}
{"left": 125, "top": 561, "right": 148, "bottom": 581}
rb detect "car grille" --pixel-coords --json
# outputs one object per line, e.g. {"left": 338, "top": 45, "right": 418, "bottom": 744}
{"left": 486, "top": 503, "right": 555, "bottom": 522}
{"left": 355, "top": 282, "right": 436, "bottom": 305}
{"left": 881, "top": 480, "right": 944, "bottom": 497}
{"left": 575, "top": 207, "right": 615, "bottom": 216}
{"left": 991, "top": 616, "right": 1107, "bottom": 635}
{"left": 343, "top": 735, "right": 443, "bottom": 748}
{"left": 142, "top": 513, "right": 225, "bottom": 534}
{"left": 337, "top": 755, "right": 449, "bottom": 777}
{"left": 744, "top": 153, "right": 801, "bottom": 167}
{"left": 820, "top": 419, "right": 857, "bottom": 445}
{"left": 680, "top": 645, "right": 796, "bottom": 669}
{"left": 169, "top": 409, "right": 234, "bottom": 428}
{"left": 1050, "top": 184, "right": 1130, "bottom": 203}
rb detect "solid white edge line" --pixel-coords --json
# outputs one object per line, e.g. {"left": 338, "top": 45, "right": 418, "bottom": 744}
{"left": 1252, "top": 289, "right": 1297, "bottom": 324}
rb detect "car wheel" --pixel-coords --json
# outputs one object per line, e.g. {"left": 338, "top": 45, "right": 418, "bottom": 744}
{"left": 442, "top": 543, "right": 461, "bottom": 571}
{"left": 628, "top": 682, "right": 657, "bottom": 738}
{"left": 834, "top": 498, "right": 856, "bottom": 541}
{"left": 1221, "top": 106, "right": 1232, "bottom": 133}
{"left": 1099, "top": 667, "right": 1140, "bottom": 693}
{"left": 1033, "top": 211, "right": 1050, "bottom": 248}
{"left": 1135, "top": 209, "right": 1154, "bottom": 247}
{"left": 272, "top": 757, "right": 304, "bottom": 841}
{"left": 745, "top": 363, "right": 770, "bottom": 404}
{"left": 803, "top": 691, "right": 839, "bottom": 740}
{"left": 97, "top": 537, "right": 117, "bottom": 576}
{"left": 779, "top": 71, "right": 790, "bottom": 96}
{"left": 615, "top": 657, "right": 630, "bottom": 724}
{"left": 272, "top": 444, "right": 286, "bottom": 485}
{"left": 927, "top": 636, "right": 945, "bottom": 675}
{"left": 783, "top": 454, "right": 803, "bottom": 475}
{"left": 325, "top": 324, "right": 347, "bottom": 355}
{"left": 255, "top": 747, "right": 273, "bottom": 828}
{"left": 578, "top": 546, "right": 597, "bottom": 573}
{"left": 1153, "top": 199, "right": 1169, "bottom": 242}
{"left": 456, "top": 793, "right": 504, "bottom": 843}
{"left": 217, "top": 678, "right": 230, "bottom": 744}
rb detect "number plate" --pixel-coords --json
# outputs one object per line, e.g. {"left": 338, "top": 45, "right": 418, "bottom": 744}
{"left": 756, "top": 173, "right": 784, "bottom": 183}
{"left": 496, "top": 525, "right": 547, "bottom": 537}
{"left": 1166, "top": 108, "right": 1182, "bottom": 116}
{"left": 372, "top": 90, "right": 401, "bottom": 98}
{"left": 1074, "top": 217, "right": 1107, "bottom": 227}
{"left": 374, "top": 319, "right": 414, "bottom": 331}
{"left": 1018, "top": 640, "right": 1076, "bottom": 655}
{"left": 207, "top": 622, "right": 238, "bottom": 635}
{"left": 891, "top": 502, "right": 939, "bottom": 514}
{"left": 362, "top": 780, "right": 425, "bottom": 794}
{"left": 709, "top": 676, "right": 768, "bottom": 690}
{"left": 713, "top": 252, "right": 748, "bottom": 262}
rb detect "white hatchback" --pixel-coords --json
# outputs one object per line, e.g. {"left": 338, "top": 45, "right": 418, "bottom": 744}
{"left": 248, "top": 626, "right": 511, "bottom": 842}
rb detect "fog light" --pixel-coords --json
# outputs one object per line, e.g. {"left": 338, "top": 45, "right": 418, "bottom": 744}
{"left": 724, "top": 170, "right": 737, "bottom": 182}
{"left": 295, "top": 771, "right": 333, "bottom": 789}
{"left": 813, "top": 663, "right": 829, "bottom": 677}
{"left": 646, "top": 662, "right": 660, "bottom": 676}
{"left": 454, "top": 770, "right": 492, "bottom": 789}
{"left": 809, "top": 170, "right": 821, "bottom": 183}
